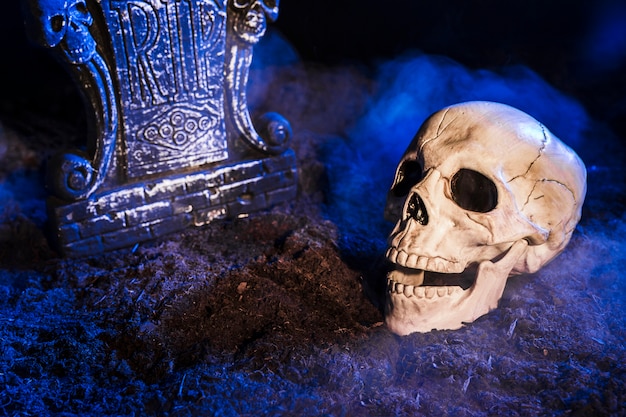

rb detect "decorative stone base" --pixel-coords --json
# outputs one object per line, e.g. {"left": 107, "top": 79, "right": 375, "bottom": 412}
{"left": 49, "top": 151, "right": 297, "bottom": 257}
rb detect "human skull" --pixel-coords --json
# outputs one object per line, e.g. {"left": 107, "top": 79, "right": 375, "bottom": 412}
{"left": 34, "top": 0, "right": 96, "bottom": 63}
{"left": 231, "top": 0, "right": 279, "bottom": 43}
{"left": 384, "top": 101, "right": 586, "bottom": 335}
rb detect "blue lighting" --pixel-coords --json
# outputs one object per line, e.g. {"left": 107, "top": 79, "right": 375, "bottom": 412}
{"left": 582, "top": 0, "right": 626, "bottom": 73}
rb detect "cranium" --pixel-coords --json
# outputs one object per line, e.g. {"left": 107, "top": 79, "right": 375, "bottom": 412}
{"left": 384, "top": 101, "right": 586, "bottom": 335}
{"left": 231, "top": 0, "right": 279, "bottom": 43}
{"left": 33, "top": 0, "right": 96, "bottom": 63}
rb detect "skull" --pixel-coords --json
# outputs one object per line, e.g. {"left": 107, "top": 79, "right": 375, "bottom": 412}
{"left": 384, "top": 101, "right": 586, "bottom": 335}
{"left": 33, "top": 0, "right": 96, "bottom": 64}
{"left": 231, "top": 0, "right": 280, "bottom": 44}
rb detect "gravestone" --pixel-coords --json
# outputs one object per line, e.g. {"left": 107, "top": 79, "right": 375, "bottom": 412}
{"left": 24, "top": 0, "right": 297, "bottom": 257}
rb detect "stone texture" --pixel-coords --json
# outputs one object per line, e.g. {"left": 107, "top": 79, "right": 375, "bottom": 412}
{"left": 49, "top": 152, "right": 298, "bottom": 257}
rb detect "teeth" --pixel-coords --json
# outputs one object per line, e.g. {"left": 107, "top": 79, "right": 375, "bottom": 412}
{"left": 388, "top": 276, "right": 466, "bottom": 299}
{"left": 386, "top": 247, "right": 398, "bottom": 263}
{"left": 416, "top": 256, "right": 428, "bottom": 270}
{"left": 396, "top": 251, "right": 408, "bottom": 265}
{"left": 403, "top": 285, "right": 414, "bottom": 298}
{"left": 426, "top": 258, "right": 440, "bottom": 271}
{"left": 387, "top": 248, "right": 470, "bottom": 300}
{"left": 449, "top": 286, "right": 463, "bottom": 296}
{"left": 406, "top": 254, "right": 418, "bottom": 268}
{"left": 387, "top": 247, "right": 464, "bottom": 273}
{"left": 429, "top": 258, "right": 441, "bottom": 270}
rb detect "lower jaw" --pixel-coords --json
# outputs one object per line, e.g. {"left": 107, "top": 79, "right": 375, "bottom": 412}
{"left": 384, "top": 290, "right": 470, "bottom": 334}
{"left": 384, "top": 269, "right": 476, "bottom": 334}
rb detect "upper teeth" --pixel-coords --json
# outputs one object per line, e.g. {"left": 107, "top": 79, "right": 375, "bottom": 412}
{"left": 386, "top": 247, "right": 462, "bottom": 273}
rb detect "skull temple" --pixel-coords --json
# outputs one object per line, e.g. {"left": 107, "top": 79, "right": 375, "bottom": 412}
{"left": 384, "top": 101, "right": 587, "bottom": 335}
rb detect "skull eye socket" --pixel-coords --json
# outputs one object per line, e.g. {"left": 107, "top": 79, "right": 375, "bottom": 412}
{"left": 392, "top": 160, "right": 423, "bottom": 197}
{"left": 233, "top": 0, "right": 251, "bottom": 8}
{"left": 233, "top": 0, "right": 276, "bottom": 9}
{"left": 75, "top": 2, "right": 88, "bottom": 14}
{"left": 50, "top": 14, "right": 65, "bottom": 33}
{"left": 451, "top": 169, "right": 498, "bottom": 213}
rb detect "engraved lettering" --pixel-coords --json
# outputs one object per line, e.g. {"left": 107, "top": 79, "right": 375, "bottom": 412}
{"left": 111, "top": 1, "right": 165, "bottom": 106}
{"left": 109, "top": 0, "right": 224, "bottom": 108}
{"left": 104, "top": 0, "right": 228, "bottom": 177}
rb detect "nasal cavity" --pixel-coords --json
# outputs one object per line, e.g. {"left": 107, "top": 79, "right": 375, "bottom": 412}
{"left": 406, "top": 193, "right": 428, "bottom": 225}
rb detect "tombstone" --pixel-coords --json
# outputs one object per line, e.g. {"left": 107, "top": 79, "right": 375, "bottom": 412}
{"left": 24, "top": 0, "right": 297, "bottom": 257}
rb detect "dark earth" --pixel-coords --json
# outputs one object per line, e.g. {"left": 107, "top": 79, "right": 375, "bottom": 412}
{"left": 1, "top": 1, "right": 626, "bottom": 416}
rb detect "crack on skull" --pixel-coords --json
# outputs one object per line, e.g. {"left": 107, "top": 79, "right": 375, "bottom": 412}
{"left": 507, "top": 124, "right": 548, "bottom": 184}
{"left": 419, "top": 108, "right": 456, "bottom": 155}
{"left": 522, "top": 178, "right": 578, "bottom": 209}
{"left": 564, "top": 222, "right": 578, "bottom": 237}
{"left": 553, "top": 180, "right": 578, "bottom": 205}
{"left": 436, "top": 108, "right": 452, "bottom": 136}
{"left": 522, "top": 179, "right": 541, "bottom": 208}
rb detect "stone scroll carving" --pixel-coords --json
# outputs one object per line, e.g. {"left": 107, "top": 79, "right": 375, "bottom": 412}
{"left": 24, "top": 0, "right": 297, "bottom": 256}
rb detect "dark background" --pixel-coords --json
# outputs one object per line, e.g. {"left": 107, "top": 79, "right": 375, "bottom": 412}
{"left": 2, "top": 0, "right": 625, "bottom": 140}
{"left": 278, "top": 1, "right": 626, "bottom": 136}
{"left": 275, "top": 0, "right": 626, "bottom": 139}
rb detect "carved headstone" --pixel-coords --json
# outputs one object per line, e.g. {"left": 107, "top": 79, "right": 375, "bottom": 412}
{"left": 24, "top": 0, "right": 297, "bottom": 257}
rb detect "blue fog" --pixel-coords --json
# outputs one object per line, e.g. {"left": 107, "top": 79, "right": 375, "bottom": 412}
{"left": 581, "top": 0, "right": 626, "bottom": 73}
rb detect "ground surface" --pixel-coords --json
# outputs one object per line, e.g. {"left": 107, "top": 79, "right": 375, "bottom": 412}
{"left": 1, "top": 9, "right": 626, "bottom": 416}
